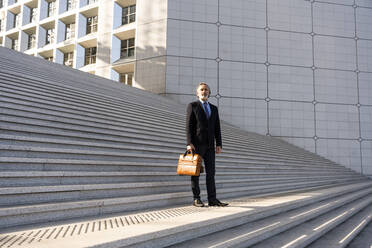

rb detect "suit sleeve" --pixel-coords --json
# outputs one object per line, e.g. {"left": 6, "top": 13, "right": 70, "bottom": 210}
{"left": 186, "top": 103, "right": 196, "bottom": 146}
{"left": 215, "top": 107, "right": 222, "bottom": 147}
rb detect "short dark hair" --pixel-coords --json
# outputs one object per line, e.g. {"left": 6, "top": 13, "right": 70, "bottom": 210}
{"left": 196, "top": 82, "right": 211, "bottom": 96}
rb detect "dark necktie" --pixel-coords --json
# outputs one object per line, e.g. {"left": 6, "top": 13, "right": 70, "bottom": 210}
{"left": 203, "top": 102, "right": 210, "bottom": 119}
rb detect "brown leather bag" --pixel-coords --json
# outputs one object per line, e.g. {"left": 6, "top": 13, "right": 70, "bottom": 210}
{"left": 177, "top": 150, "right": 203, "bottom": 176}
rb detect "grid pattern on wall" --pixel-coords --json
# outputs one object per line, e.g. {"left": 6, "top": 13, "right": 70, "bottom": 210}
{"left": 165, "top": 0, "right": 372, "bottom": 176}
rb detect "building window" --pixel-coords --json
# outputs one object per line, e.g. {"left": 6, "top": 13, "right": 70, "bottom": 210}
{"left": 30, "top": 8, "right": 37, "bottom": 23}
{"left": 84, "top": 47, "right": 96, "bottom": 65}
{"left": 86, "top": 16, "right": 98, "bottom": 34}
{"left": 87, "top": 0, "right": 97, "bottom": 5}
{"left": 0, "top": 19, "right": 3, "bottom": 32}
{"left": 0, "top": 0, "right": 3, "bottom": 8}
{"left": 13, "top": 13, "right": 20, "bottom": 28}
{"left": 11, "top": 38, "right": 19, "bottom": 50}
{"left": 119, "top": 73, "right": 133, "bottom": 86}
{"left": 45, "top": 28, "right": 55, "bottom": 45}
{"left": 65, "top": 23, "right": 75, "bottom": 40}
{"left": 64, "top": 52, "right": 74, "bottom": 67}
{"left": 122, "top": 5, "right": 135, "bottom": 25}
{"left": 66, "top": 0, "right": 76, "bottom": 11}
{"left": 27, "top": 33, "right": 36, "bottom": 49}
{"left": 47, "top": 0, "right": 56, "bottom": 17}
{"left": 120, "top": 38, "right": 135, "bottom": 59}
{"left": 45, "top": 56, "right": 53, "bottom": 61}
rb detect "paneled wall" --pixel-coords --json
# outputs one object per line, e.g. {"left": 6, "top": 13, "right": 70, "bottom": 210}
{"left": 164, "top": 0, "right": 372, "bottom": 176}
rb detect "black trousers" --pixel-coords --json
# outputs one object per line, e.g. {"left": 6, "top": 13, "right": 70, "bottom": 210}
{"left": 191, "top": 146, "right": 216, "bottom": 202}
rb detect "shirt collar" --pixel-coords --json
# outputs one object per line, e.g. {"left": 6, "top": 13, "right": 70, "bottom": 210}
{"left": 199, "top": 99, "right": 209, "bottom": 104}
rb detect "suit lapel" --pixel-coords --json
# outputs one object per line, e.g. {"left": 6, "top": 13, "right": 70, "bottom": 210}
{"left": 209, "top": 104, "right": 214, "bottom": 119}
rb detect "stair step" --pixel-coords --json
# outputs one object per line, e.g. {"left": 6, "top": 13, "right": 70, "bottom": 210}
{"left": 0, "top": 157, "right": 330, "bottom": 172}
{"left": 307, "top": 203, "right": 372, "bottom": 247}
{"left": 0, "top": 97, "right": 334, "bottom": 165}
{"left": 345, "top": 212, "right": 372, "bottom": 248}
{"left": 0, "top": 182, "right": 369, "bottom": 247}
{"left": 0, "top": 111, "right": 183, "bottom": 146}
{"left": 0, "top": 82, "right": 334, "bottom": 161}
{"left": 0, "top": 134, "right": 345, "bottom": 168}
{"left": 169, "top": 185, "right": 372, "bottom": 248}
{"left": 0, "top": 178, "right": 356, "bottom": 207}
{"left": 0, "top": 122, "right": 336, "bottom": 165}
{"left": 250, "top": 195, "right": 372, "bottom": 248}
{"left": 0, "top": 103, "right": 327, "bottom": 163}
{"left": 0, "top": 171, "right": 360, "bottom": 187}
{"left": 0, "top": 180, "right": 364, "bottom": 229}
{"left": 0, "top": 94, "right": 183, "bottom": 139}
{"left": 2, "top": 144, "right": 348, "bottom": 171}
{"left": 0, "top": 79, "right": 293, "bottom": 150}
{"left": 0, "top": 63, "right": 182, "bottom": 114}
{"left": 0, "top": 80, "right": 184, "bottom": 127}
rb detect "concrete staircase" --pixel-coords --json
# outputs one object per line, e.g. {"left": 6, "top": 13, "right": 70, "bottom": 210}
{"left": 0, "top": 46, "right": 371, "bottom": 247}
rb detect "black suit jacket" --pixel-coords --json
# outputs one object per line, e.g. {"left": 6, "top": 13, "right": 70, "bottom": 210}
{"left": 186, "top": 101, "right": 222, "bottom": 149}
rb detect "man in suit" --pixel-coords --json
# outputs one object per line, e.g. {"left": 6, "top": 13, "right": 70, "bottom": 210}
{"left": 186, "top": 82, "right": 228, "bottom": 207}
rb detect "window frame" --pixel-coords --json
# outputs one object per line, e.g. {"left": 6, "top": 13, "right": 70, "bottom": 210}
{"left": 11, "top": 38, "right": 19, "bottom": 50}
{"left": 122, "top": 5, "right": 136, "bottom": 26}
{"left": 66, "top": 0, "right": 75, "bottom": 11}
{"left": 30, "top": 7, "right": 37, "bottom": 23}
{"left": 47, "top": 0, "right": 56, "bottom": 17}
{"left": 86, "top": 15, "right": 98, "bottom": 34}
{"left": 45, "top": 28, "right": 55, "bottom": 45}
{"left": 119, "top": 72, "right": 134, "bottom": 86}
{"left": 120, "top": 38, "right": 135, "bottom": 59}
{"left": 27, "top": 33, "right": 36, "bottom": 49}
{"left": 84, "top": 47, "right": 97, "bottom": 65}
{"left": 65, "top": 22, "right": 75, "bottom": 40}
{"left": 64, "top": 51, "right": 74, "bottom": 67}
{"left": 13, "top": 13, "right": 20, "bottom": 28}
{"left": 87, "top": 0, "right": 97, "bottom": 5}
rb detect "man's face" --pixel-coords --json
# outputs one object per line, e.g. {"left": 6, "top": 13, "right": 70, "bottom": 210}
{"left": 197, "top": 85, "right": 210, "bottom": 101}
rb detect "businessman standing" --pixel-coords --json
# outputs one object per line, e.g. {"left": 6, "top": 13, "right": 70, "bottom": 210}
{"left": 186, "top": 82, "right": 228, "bottom": 207}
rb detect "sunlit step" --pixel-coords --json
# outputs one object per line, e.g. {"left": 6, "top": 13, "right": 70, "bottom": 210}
{"left": 307, "top": 203, "right": 372, "bottom": 248}
{"left": 164, "top": 183, "right": 372, "bottom": 248}
{"left": 251, "top": 195, "right": 372, "bottom": 248}
{"left": 0, "top": 182, "right": 370, "bottom": 248}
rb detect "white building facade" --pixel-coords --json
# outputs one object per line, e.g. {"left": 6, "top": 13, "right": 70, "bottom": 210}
{"left": 1, "top": 0, "right": 372, "bottom": 176}
{"left": 0, "top": 0, "right": 136, "bottom": 85}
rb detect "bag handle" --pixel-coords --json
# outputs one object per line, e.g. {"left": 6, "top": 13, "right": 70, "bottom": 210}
{"left": 183, "top": 149, "right": 195, "bottom": 158}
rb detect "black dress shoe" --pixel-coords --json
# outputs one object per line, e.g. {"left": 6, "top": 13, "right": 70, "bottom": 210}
{"left": 193, "top": 199, "right": 205, "bottom": 207}
{"left": 208, "top": 199, "right": 228, "bottom": 207}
